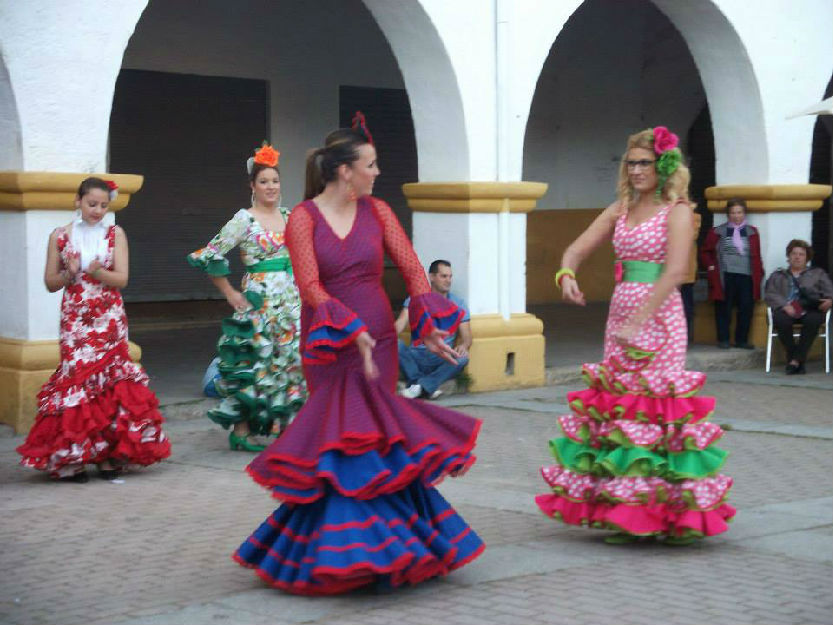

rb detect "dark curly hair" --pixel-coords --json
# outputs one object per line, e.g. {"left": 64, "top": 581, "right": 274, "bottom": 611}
{"left": 786, "top": 239, "right": 814, "bottom": 262}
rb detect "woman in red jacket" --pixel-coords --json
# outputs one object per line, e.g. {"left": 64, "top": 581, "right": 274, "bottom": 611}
{"left": 700, "top": 198, "right": 764, "bottom": 349}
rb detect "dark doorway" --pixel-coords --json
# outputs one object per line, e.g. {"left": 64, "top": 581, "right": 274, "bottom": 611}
{"left": 109, "top": 69, "right": 270, "bottom": 302}
{"left": 687, "top": 105, "right": 716, "bottom": 250}
{"left": 810, "top": 76, "right": 832, "bottom": 273}
{"left": 339, "top": 85, "right": 417, "bottom": 238}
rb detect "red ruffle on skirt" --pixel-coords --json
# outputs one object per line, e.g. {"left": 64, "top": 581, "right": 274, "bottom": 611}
{"left": 17, "top": 379, "right": 170, "bottom": 477}
{"left": 535, "top": 493, "right": 735, "bottom": 538}
{"left": 247, "top": 366, "right": 480, "bottom": 503}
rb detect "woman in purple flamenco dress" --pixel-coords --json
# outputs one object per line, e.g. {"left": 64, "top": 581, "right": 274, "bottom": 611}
{"left": 234, "top": 118, "right": 484, "bottom": 594}
{"left": 536, "top": 127, "right": 735, "bottom": 545}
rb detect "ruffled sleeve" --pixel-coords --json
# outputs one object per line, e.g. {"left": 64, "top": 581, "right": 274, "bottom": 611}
{"left": 286, "top": 202, "right": 367, "bottom": 364}
{"left": 187, "top": 210, "right": 249, "bottom": 276}
{"left": 408, "top": 292, "right": 465, "bottom": 345}
{"left": 369, "top": 198, "right": 464, "bottom": 345}
{"left": 303, "top": 299, "right": 368, "bottom": 364}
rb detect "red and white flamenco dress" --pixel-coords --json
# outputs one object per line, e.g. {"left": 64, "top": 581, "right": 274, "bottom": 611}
{"left": 17, "top": 224, "right": 170, "bottom": 477}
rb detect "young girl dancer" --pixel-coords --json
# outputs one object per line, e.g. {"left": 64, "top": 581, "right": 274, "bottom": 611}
{"left": 17, "top": 177, "right": 171, "bottom": 481}
{"left": 536, "top": 127, "right": 735, "bottom": 544}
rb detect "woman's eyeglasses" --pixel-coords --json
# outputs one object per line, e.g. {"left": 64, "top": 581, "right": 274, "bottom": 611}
{"left": 625, "top": 159, "right": 656, "bottom": 170}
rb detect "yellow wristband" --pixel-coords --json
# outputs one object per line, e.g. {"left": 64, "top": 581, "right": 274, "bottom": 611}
{"left": 554, "top": 268, "right": 576, "bottom": 289}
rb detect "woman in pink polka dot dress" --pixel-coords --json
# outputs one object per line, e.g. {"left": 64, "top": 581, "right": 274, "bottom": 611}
{"left": 536, "top": 127, "right": 735, "bottom": 545}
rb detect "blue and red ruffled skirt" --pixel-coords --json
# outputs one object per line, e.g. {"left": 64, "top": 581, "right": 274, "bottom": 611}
{"left": 234, "top": 367, "right": 484, "bottom": 595}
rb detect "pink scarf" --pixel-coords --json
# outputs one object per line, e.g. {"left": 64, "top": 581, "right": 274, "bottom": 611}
{"left": 726, "top": 219, "right": 747, "bottom": 254}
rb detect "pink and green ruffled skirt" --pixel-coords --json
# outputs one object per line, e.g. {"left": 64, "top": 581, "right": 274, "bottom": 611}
{"left": 535, "top": 363, "right": 735, "bottom": 540}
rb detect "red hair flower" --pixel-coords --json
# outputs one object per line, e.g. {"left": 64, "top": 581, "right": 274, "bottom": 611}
{"left": 253, "top": 143, "right": 280, "bottom": 168}
{"left": 105, "top": 180, "right": 118, "bottom": 201}
{"left": 351, "top": 111, "right": 374, "bottom": 145}
{"left": 653, "top": 126, "right": 679, "bottom": 154}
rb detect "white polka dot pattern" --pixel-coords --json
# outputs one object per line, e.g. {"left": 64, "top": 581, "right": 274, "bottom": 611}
{"left": 541, "top": 465, "right": 732, "bottom": 510}
{"left": 591, "top": 205, "right": 704, "bottom": 397}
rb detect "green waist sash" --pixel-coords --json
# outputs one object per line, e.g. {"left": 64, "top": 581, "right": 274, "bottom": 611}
{"left": 620, "top": 260, "right": 664, "bottom": 283}
{"left": 247, "top": 257, "right": 292, "bottom": 274}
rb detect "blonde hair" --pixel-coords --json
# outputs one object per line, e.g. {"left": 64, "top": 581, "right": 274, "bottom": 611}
{"left": 615, "top": 128, "right": 691, "bottom": 209}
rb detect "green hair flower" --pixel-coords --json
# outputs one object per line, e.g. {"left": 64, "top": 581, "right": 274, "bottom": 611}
{"left": 655, "top": 147, "right": 681, "bottom": 197}
{"left": 656, "top": 148, "right": 681, "bottom": 178}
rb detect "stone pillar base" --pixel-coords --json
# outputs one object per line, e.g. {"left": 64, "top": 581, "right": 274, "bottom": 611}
{"left": 0, "top": 337, "right": 142, "bottom": 434}
{"left": 468, "top": 313, "right": 545, "bottom": 391}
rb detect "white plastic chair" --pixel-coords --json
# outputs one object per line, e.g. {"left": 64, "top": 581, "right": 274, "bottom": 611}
{"left": 766, "top": 307, "right": 831, "bottom": 373}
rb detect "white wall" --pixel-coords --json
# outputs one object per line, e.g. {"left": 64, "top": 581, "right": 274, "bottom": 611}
{"left": 522, "top": 0, "right": 706, "bottom": 210}
{"left": 0, "top": 1, "right": 146, "bottom": 339}
{"left": 501, "top": 0, "right": 584, "bottom": 183}
{"left": 695, "top": 0, "right": 833, "bottom": 184}
{"left": 415, "top": 0, "right": 497, "bottom": 181}
{"left": 411, "top": 210, "right": 527, "bottom": 314}
{"left": 0, "top": 213, "right": 31, "bottom": 339}
{"left": 121, "top": 0, "right": 406, "bottom": 207}
{"left": 0, "top": 0, "right": 147, "bottom": 173}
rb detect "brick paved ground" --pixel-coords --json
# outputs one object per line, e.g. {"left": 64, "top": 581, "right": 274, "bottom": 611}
{"left": 1, "top": 371, "right": 830, "bottom": 625}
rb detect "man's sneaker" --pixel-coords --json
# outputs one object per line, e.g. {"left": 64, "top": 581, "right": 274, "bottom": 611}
{"left": 428, "top": 389, "right": 443, "bottom": 400}
{"left": 399, "top": 384, "right": 423, "bottom": 399}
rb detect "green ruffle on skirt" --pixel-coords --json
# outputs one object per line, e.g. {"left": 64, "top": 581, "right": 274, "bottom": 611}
{"left": 667, "top": 446, "right": 727, "bottom": 479}
{"left": 550, "top": 437, "right": 728, "bottom": 479}
{"left": 550, "top": 437, "right": 601, "bottom": 474}
{"left": 207, "top": 312, "right": 305, "bottom": 436}
{"left": 598, "top": 446, "right": 667, "bottom": 477}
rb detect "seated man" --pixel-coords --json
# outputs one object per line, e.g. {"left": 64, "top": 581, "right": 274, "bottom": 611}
{"left": 395, "top": 259, "right": 472, "bottom": 399}
{"left": 764, "top": 239, "right": 833, "bottom": 374}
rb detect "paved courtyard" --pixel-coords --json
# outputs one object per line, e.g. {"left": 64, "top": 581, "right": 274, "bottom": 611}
{"left": 1, "top": 369, "right": 831, "bottom": 625}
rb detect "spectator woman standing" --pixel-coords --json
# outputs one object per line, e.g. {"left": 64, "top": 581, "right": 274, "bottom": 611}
{"left": 700, "top": 198, "right": 764, "bottom": 349}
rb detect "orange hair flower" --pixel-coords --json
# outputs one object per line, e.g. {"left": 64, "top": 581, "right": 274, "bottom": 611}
{"left": 253, "top": 143, "right": 280, "bottom": 168}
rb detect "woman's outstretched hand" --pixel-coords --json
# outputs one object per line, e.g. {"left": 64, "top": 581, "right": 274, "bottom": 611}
{"left": 561, "top": 276, "right": 586, "bottom": 306}
{"left": 356, "top": 331, "right": 379, "bottom": 380}
{"left": 422, "top": 329, "right": 459, "bottom": 365}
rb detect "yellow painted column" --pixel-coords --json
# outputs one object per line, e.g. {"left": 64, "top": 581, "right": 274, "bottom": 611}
{"left": 403, "top": 181, "right": 548, "bottom": 392}
{"left": 0, "top": 172, "right": 143, "bottom": 433}
{"left": 693, "top": 183, "right": 832, "bottom": 352}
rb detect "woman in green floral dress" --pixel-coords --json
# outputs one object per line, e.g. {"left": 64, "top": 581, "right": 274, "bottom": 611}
{"left": 188, "top": 144, "right": 306, "bottom": 451}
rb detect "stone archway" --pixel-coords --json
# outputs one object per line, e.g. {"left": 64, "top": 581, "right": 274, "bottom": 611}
{"left": 361, "top": 0, "right": 470, "bottom": 182}
{"left": 0, "top": 54, "right": 22, "bottom": 170}
{"left": 522, "top": 0, "right": 714, "bottom": 305}
{"left": 650, "top": 0, "right": 767, "bottom": 184}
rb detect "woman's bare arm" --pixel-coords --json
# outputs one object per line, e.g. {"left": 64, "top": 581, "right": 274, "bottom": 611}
{"left": 559, "top": 202, "right": 621, "bottom": 305}
{"left": 43, "top": 230, "right": 71, "bottom": 292}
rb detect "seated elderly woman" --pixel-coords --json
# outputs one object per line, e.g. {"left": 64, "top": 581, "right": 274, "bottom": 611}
{"left": 764, "top": 239, "right": 833, "bottom": 374}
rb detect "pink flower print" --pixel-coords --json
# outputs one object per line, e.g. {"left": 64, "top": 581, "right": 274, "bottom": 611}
{"left": 653, "top": 126, "right": 679, "bottom": 154}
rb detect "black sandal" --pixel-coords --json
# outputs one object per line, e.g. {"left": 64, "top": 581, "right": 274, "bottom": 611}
{"left": 59, "top": 471, "right": 90, "bottom": 483}
{"left": 98, "top": 466, "right": 123, "bottom": 480}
